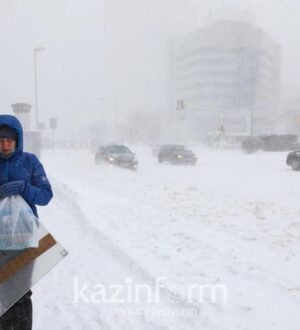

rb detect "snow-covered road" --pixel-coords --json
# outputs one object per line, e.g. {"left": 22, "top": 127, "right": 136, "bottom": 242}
{"left": 34, "top": 183, "right": 197, "bottom": 330}
{"left": 33, "top": 147, "right": 300, "bottom": 329}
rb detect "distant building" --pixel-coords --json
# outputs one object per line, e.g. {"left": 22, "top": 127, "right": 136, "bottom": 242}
{"left": 11, "top": 102, "right": 41, "bottom": 157}
{"left": 170, "top": 9, "right": 281, "bottom": 136}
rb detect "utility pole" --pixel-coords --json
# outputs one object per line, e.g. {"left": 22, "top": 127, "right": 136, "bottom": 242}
{"left": 250, "top": 55, "right": 257, "bottom": 137}
{"left": 34, "top": 47, "right": 45, "bottom": 129}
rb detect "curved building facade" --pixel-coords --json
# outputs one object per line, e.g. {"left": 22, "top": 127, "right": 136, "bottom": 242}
{"left": 170, "top": 14, "right": 281, "bottom": 136}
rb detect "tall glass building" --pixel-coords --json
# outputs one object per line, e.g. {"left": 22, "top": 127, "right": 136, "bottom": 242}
{"left": 170, "top": 10, "right": 281, "bottom": 136}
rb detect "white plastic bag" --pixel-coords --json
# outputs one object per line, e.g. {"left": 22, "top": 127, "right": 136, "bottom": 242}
{"left": 0, "top": 195, "right": 39, "bottom": 250}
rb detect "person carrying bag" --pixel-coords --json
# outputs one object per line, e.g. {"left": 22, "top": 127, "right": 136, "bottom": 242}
{"left": 0, "top": 115, "right": 53, "bottom": 330}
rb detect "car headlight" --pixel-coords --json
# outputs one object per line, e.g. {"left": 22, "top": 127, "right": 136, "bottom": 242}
{"left": 177, "top": 155, "right": 183, "bottom": 159}
{"left": 108, "top": 156, "right": 114, "bottom": 162}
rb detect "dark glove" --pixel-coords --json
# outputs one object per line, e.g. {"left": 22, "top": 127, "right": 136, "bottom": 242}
{"left": 0, "top": 180, "right": 26, "bottom": 198}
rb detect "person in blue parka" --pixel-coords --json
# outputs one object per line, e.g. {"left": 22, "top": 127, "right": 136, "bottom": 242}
{"left": 0, "top": 114, "right": 53, "bottom": 330}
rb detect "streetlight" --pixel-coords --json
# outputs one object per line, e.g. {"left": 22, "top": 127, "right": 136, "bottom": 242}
{"left": 34, "top": 46, "right": 45, "bottom": 129}
{"left": 250, "top": 53, "right": 258, "bottom": 136}
{"left": 176, "top": 99, "right": 186, "bottom": 143}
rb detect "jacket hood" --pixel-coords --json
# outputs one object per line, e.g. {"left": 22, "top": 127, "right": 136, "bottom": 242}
{"left": 0, "top": 115, "right": 23, "bottom": 157}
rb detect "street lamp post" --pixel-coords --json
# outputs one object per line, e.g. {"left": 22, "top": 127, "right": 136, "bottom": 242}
{"left": 176, "top": 99, "right": 186, "bottom": 143}
{"left": 250, "top": 54, "right": 258, "bottom": 137}
{"left": 34, "top": 46, "right": 45, "bottom": 129}
{"left": 250, "top": 67, "right": 255, "bottom": 137}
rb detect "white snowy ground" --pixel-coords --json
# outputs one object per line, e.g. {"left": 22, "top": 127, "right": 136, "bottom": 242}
{"left": 33, "top": 147, "right": 300, "bottom": 330}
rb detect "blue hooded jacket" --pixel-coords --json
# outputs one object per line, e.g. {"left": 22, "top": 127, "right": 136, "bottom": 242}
{"left": 0, "top": 115, "right": 53, "bottom": 217}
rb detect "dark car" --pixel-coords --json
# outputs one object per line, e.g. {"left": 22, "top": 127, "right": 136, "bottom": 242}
{"left": 242, "top": 134, "right": 300, "bottom": 153}
{"left": 158, "top": 145, "right": 197, "bottom": 165}
{"left": 95, "top": 145, "right": 138, "bottom": 170}
{"left": 286, "top": 149, "right": 300, "bottom": 171}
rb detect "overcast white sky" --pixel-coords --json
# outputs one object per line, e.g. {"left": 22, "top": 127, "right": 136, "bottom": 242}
{"left": 0, "top": 0, "right": 299, "bottom": 139}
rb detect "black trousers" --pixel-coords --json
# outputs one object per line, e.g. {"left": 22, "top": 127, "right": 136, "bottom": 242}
{"left": 0, "top": 249, "right": 34, "bottom": 330}
{"left": 0, "top": 291, "right": 32, "bottom": 330}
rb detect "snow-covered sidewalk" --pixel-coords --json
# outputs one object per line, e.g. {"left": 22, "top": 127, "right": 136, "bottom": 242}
{"left": 34, "top": 183, "right": 198, "bottom": 330}
{"left": 35, "top": 148, "right": 300, "bottom": 329}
